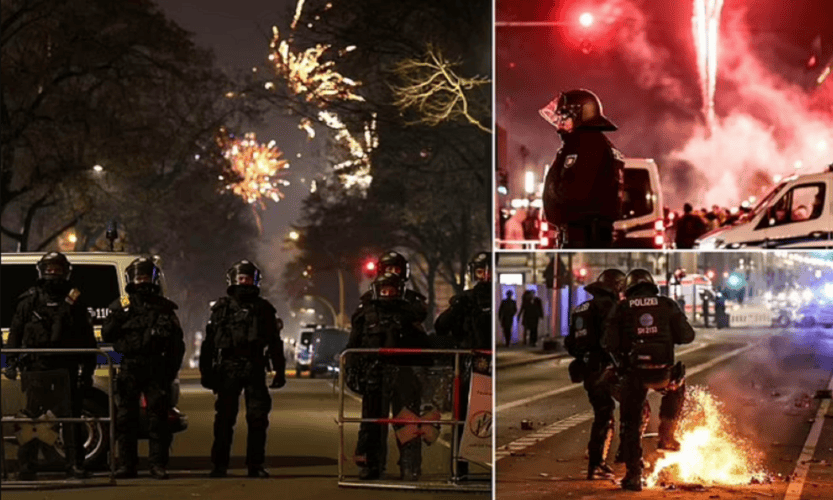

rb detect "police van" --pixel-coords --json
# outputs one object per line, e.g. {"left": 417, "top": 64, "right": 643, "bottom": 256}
{"left": 1, "top": 252, "right": 188, "bottom": 470}
{"left": 696, "top": 167, "right": 833, "bottom": 249}
{"left": 294, "top": 325, "right": 350, "bottom": 378}
{"left": 538, "top": 158, "right": 666, "bottom": 248}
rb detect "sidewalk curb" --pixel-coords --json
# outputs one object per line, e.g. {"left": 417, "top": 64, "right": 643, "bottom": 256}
{"left": 496, "top": 352, "right": 569, "bottom": 369}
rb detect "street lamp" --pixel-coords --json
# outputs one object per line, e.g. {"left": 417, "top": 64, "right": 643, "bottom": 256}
{"left": 288, "top": 230, "right": 300, "bottom": 241}
{"left": 579, "top": 12, "right": 594, "bottom": 28}
{"left": 524, "top": 171, "right": 535, "bottom": 195}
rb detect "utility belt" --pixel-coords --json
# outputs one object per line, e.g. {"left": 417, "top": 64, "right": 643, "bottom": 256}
{"left": 219, "top": 346, "right": 263, "bottom": 360}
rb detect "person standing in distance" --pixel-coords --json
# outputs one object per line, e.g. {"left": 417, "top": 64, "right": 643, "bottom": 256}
{"left": 200, "top": 260, "right": 286, "bottom": 478}
{"left": 103, "top": 256, "right": 185, "bottom": 480}
{"left": 517, "top": 289, "right": 544, "bottom": 347}
{"left": 498, "top": 290, "right": 517, "bottom": 347}
{"left": 565, "top": 269, "right": 626, "bottom": 480}
{"left": 6, "top": 252, "right": 97, "bottom": 481}
{"left": 540, "top": 89, "right": 624, "bottom": 248}
{"left": 602, "top": 269, "right": 695, "bottom": 491}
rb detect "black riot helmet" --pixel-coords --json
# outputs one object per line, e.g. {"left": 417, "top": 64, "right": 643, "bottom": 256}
{"left": 226, "top": 260, "right": 262, "bottom": 289}
{"left": 585, "top": 268, "right": 626, "bottom": 296}
{"left": 372, "top": 272, "right": 404, "bottom": 301}
{"left": 625, "top": 268, "right": 659, "bottom": 296}
{"left": 37, "top": 252, "right": 71, "bottom": 282}
{"left": 377, "top": 251, "right": 409, "bottom": 282}
{"left": 125, "top": 257, "right": 162, "bottom": 294}
{"left": 539, "top": 89, "right": 617, "bottom": 132}
{"left": 468, "top": 252, "right": 491, "bottom": 285}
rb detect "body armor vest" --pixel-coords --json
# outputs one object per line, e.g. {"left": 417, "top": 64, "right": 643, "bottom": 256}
{"left": 21, "top": 290, "right": 71, "bottom": 350}
{"left": 621, "top": 295, "right": 674, "bottom": 369}
{"left": 211, "top": 297, "right": 266, "bottom": 351}
{"left": 115, "top": 299, "right": 179, "bottom": 356}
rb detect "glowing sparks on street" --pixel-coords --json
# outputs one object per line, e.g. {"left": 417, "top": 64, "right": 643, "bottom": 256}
{"left": 693, "top": 0, "right": 725, "bottom": 134}
{"left": 268, "top": 26, "right": 364, "bottom": 109}
{"left": 646, "top": 386, "right": 768, "bottom": 488}
{"left": 216, "top": 128, "right": 290, "bottom": 206}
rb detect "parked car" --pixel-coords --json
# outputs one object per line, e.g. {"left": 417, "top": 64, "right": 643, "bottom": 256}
{"left": 294, "top": 325, "right": 350, "bottom": 378}
{"left": 1, "top": 252, "right": 188, "bottom": 470}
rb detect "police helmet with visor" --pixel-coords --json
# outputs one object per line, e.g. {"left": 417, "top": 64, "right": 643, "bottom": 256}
{"left": 468, "top": 252, "right": 491, "bottom": 285}
{"left": 226, "top": 260, "right": 262, "bottom": 288}
{"left": 539, "top": 89, "right": 617, "bottom": 132}
{"left": 372, "top": 272, "right": 404, "bottom": 300}
{"left": 377, "top": 251, "right": 410, "bottom": 282}
{"left": 125, "top": 257, "right": 162, "bottom": 294}
{"left": 625, "top": 268, "right": 659, "bottom": 296}
{"left": 37, "top": 252, "right": 72, "bottom": 282}
{"left": 585, "top": 268, "right": 626, "bottom": 296}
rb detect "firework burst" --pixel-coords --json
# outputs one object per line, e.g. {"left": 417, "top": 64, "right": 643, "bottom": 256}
{"left": 646, "top": 386, "right": 768, "bottom": 488}
{"left": 216, "top": 127, "right": 290, "bottom": 208}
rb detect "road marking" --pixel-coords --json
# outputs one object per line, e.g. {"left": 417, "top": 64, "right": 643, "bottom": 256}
{"left": 496, "top": 342, "right": 710, "bottom": 413}
{"left": 494, "top": 342, "right": 757, "bottom": 462}
{"left": 783, "top": 371, "right": 833, "bottom": 500}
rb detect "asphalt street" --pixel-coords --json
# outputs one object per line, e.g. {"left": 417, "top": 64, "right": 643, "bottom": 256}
{"left": 3, "top": 371, "right": 491, "bottom": 499}
{"left": 496, "top": 326, "right": 833, "bottom": 500}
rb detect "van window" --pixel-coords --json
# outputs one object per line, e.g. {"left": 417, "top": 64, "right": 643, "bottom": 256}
{"left": 1, "top": 263, "right": 121, "bottom": 329}
{"left": 622, "top": 169, "right": 654, "bottom": 219}
{"left": 767, "top": 183, "right": 825, "bottom": 228}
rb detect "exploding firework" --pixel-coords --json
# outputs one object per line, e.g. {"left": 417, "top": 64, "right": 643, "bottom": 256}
{"left": 268, "top": 26, "right": 363, "bottom": 109}
{"left": 318, "top": 110, "right": 376, "bottom": 190}
{"left": 692, "top": 0, "right": 725, "bottom": 134}
{"left": 645, "top": 386, "right": 768, "bottom": 488}
{"left": 216, "top": 128, "right": 290, "bottom": 207}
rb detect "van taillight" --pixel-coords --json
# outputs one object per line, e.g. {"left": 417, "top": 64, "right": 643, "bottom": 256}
{"left": 654, "top": 219, "right": 664, "bottom": 231}
{"left": 540, "top": 222, "right": 548, "bottom": 232}
{"left": 654, "top": 234, "right": 664, "bottom": 247}
{"left": 540, "top": 236, "right": 548, "bottom": 247}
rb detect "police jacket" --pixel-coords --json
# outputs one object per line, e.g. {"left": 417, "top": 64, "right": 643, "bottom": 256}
{"left": 565, "top": 285, "right": 617, "bottom": 362}
{"left": 349, "top": 297, "right": 428, "bottom": 351}
{"left": 602, "top": 286, "right": 695, "bottom": 370}
{"left": 358, "top": 288, "right": 428, "bottom": 324}
{"left": 8, "top": 284, "right": 97, "bottom": 373}
{"left": 543, "top": 130, "right": 624, "bottom": 225}
{"left": 200, "top": 295, "right": 285, "bottom": 374}
{"left": 434, "top": 282, "right": 492, "bottom": 350}
{"left": 103, "top": 293, "right": 185, "bottom": 379}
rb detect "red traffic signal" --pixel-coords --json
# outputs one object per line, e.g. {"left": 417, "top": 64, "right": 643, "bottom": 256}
{"left": 362, "top": 259, "right": 376, "bottom": 278}
{"left": 579, "top": 12, "right": 594, "bottom": 28}
{"left": 575, "top": 266, "right": 589, "bottom": 284}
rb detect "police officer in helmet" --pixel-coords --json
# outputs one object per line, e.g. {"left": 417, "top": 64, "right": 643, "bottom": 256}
{"left": 359, "top": 251, "right": 428, "bottom": 325}
{"left": 565, "top": 268, "right": 625, "bottom": 479}
{"left": 434, "top": 252, "right": 493, "bottom": 480}
{"left": 602, "top": 269, "right": 695, "bottom": 491}
{"left": 540, "top": 89, "right": 624, "bottom": 248}
{"left": 6, "top": 252, "right": 97, "bottom": 480}
{"left": 347, "top": 271, "right": 428, "bottom": 481}
{"left": 200, "top": 260, "right": 286, "bottom": 478}
{"left": 103, "top": 256, "right": 185, "bottom": 479}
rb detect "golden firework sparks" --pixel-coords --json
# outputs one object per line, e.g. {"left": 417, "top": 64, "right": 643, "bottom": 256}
{"left": 646, "top": 386, "right": 768, "bottom": 488}
{"left": 268, "top": 26, "right": 364, "bottom": 109}
{"left": 216, "top": 128, "right": 290, "bottom": 207}
{"left": 318, "top": 110, "right": 376, "bottom": 190}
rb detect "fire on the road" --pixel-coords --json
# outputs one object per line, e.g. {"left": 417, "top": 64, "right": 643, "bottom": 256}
{"left": 646, "top": 386, "right": 769, "bottom": 488}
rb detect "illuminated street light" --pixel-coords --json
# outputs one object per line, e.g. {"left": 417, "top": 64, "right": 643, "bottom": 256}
{"left": 288, "top": 230, "right": 300, "bottom": 241}
{"left": 524, "top": 171, "right": 535, "bottom": 195}
{"left": 68, "top": 232, "right": 77, "bottom": 244}
{"left": 92, "top": 164, "right": 104, "bottom": 173}
{"left": 579, "top": 12, "right": 594, "bottom": 28}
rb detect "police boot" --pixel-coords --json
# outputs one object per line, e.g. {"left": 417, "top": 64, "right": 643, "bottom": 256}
{"left": 359, "top": 465, "right": 381, "bottom": 480}
{"left": 248, "top": 466, "right": 270, "bottom": 478}
{"left": 149, "top": 465, "right": 169, "bottom": 480}
{"left": 209, "top": 467, "right": 227, "bottom": 478}
{"left": 621, "top": 471, "right": 643, "bottom": 491}
{"left": 398, "top": 439, "right": 422, "bottom": 481}
{"left": 658, "top": 419, "right": 681, "bottom": 451}
{"left": 115, "top": 465, "right": 138, "bottom": 479}
{"left": 587, "top": 462, "right": 615, "bottom": 480}
{"left": 66, "top": 465, "right": 92, "bottom": 479}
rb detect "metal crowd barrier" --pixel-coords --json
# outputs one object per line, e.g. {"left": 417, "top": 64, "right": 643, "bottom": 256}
{"left": 1, "top": 347, "right": 117, "bottom": 489}
{"left": 337, "top": 347, "right": 492, "bottom": 492}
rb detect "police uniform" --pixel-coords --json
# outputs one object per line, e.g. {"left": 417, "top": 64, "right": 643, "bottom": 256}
{"left": 103, "top": 291, "right": 185, "bottom": 478}
{"left": 565, "top": 284, "right": 618, "bottom": 478}
{"left": 540, "top": 89, "right": 624, "bottom": 249}
{"left": 7, "top": 281, "right": 96, "bottom": 479}
{"left": 347, "top": 275, "right": 428, "bottom": 481}
{"left": 603, "top": 277, "right": 695, "bottom": 490}
{"left": 200, "top": 291, "right": 285, "bottom": 477}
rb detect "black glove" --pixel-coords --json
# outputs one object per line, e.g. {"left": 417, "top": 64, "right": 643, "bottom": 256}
{"left": 269, "top": 374, "right": 286, "bottom": 389}
{"left": 4, "top": 366, "right": 18, "bottom": 381}
{"left": 200, "top": 373, "right": 216, "bottom": 391}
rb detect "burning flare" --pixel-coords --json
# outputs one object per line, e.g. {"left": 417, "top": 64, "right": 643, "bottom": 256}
{"left": 692, "top": 0, "right": 725, "bottom": 134}
{"left": 646, "top": 386, "right": 768, "bottom": 488}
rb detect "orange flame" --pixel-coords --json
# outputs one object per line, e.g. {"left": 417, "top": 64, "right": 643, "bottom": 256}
{"left": 646, "top": 386, "right": 768, "bottom": 488}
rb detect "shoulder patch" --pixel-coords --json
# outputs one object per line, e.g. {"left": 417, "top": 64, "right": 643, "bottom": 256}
{"left": 120, "top": 295, "right": 130, "bottom": 308}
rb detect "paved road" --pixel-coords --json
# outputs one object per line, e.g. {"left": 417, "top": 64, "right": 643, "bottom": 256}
{"left": 3, "top": 373, "right": 490, "bottom": 499}
{"left": 496, "top": 326, "right": 833, "bottom": 499}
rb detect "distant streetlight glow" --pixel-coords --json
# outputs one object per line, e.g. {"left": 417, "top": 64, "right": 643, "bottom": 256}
{"left": 92, "top": 164, "right": 104, "bottom": 172}
{"left": 289, "top": 230, "right": 300, "bottom": 241}
{"left": 579, "top": 12, "right": 594, "bottom": 27}
{"left": 68, "top": 232, "right": 77, "bottom": 244}
{"left": 524, "top": 171, "right": 535, "bottom": 194}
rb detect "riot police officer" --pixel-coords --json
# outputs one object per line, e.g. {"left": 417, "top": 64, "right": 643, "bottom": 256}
{"left": 565, "top": 269, "right": 625, "bottom": 479}
{"left": 200, "top": 260, "right": 286, "bottom": 478}
{"left": 346, "top": 272, "right": 429, "bottom": 481}
{"left": 359, "top": 251, "right": 428, "bottom": 325}
{"left": 5, "top": 252, "right": 97, "bottom": 480}
{"left": 103, "top": 257, "right": 185, "bottom": 480}
{"left": 602, "top": 269, "right": 695, "bottom": 491}
{"left": 540, "top": 89, "right": 624, "bottom": 248}
{"left": 434, "top": 252, "right": 493, "bottom": 479}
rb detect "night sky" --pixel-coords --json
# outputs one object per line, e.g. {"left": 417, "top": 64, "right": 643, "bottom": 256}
{"left": 497, "top": 0, "right": 833, "bottom": 209}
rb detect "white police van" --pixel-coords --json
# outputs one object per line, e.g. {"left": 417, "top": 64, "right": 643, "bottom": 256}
{"left": 696, "top": 168, "right": 833, "bottom": 249}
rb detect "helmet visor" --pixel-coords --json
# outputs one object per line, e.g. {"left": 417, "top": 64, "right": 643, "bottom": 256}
{"left": 539, "top": 97, "right": 571, "bottom": 130}
{"left": 235, "top": 274, "right": 255, "bottom": 286}
{"left": 382, "top": 265, "right": 403, "bottom": 277}
{"left": 379, "top": 285, "right": 400, "bottom": 298}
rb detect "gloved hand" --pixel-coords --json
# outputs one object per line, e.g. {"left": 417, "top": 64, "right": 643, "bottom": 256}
{"left": 200, "top": 374, "right": 216, "bottom": 391}
{"left": 269, "top": 374, "right": 286, "bottom": 389}
{"left": 4, "top": 366, "right": 18, "bottom": 381}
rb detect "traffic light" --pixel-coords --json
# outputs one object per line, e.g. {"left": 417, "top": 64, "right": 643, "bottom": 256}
{"left": 706, "top": 269, "right": 716, "bottom": 280}
{"left": 579, "top": 12, "right": 594, "bottom": 28}
{"left": 575, "top": 266, "right": 589, "bottom": 285}
{"left": 363, "top": 259, "right": 376, "bottom": 278}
